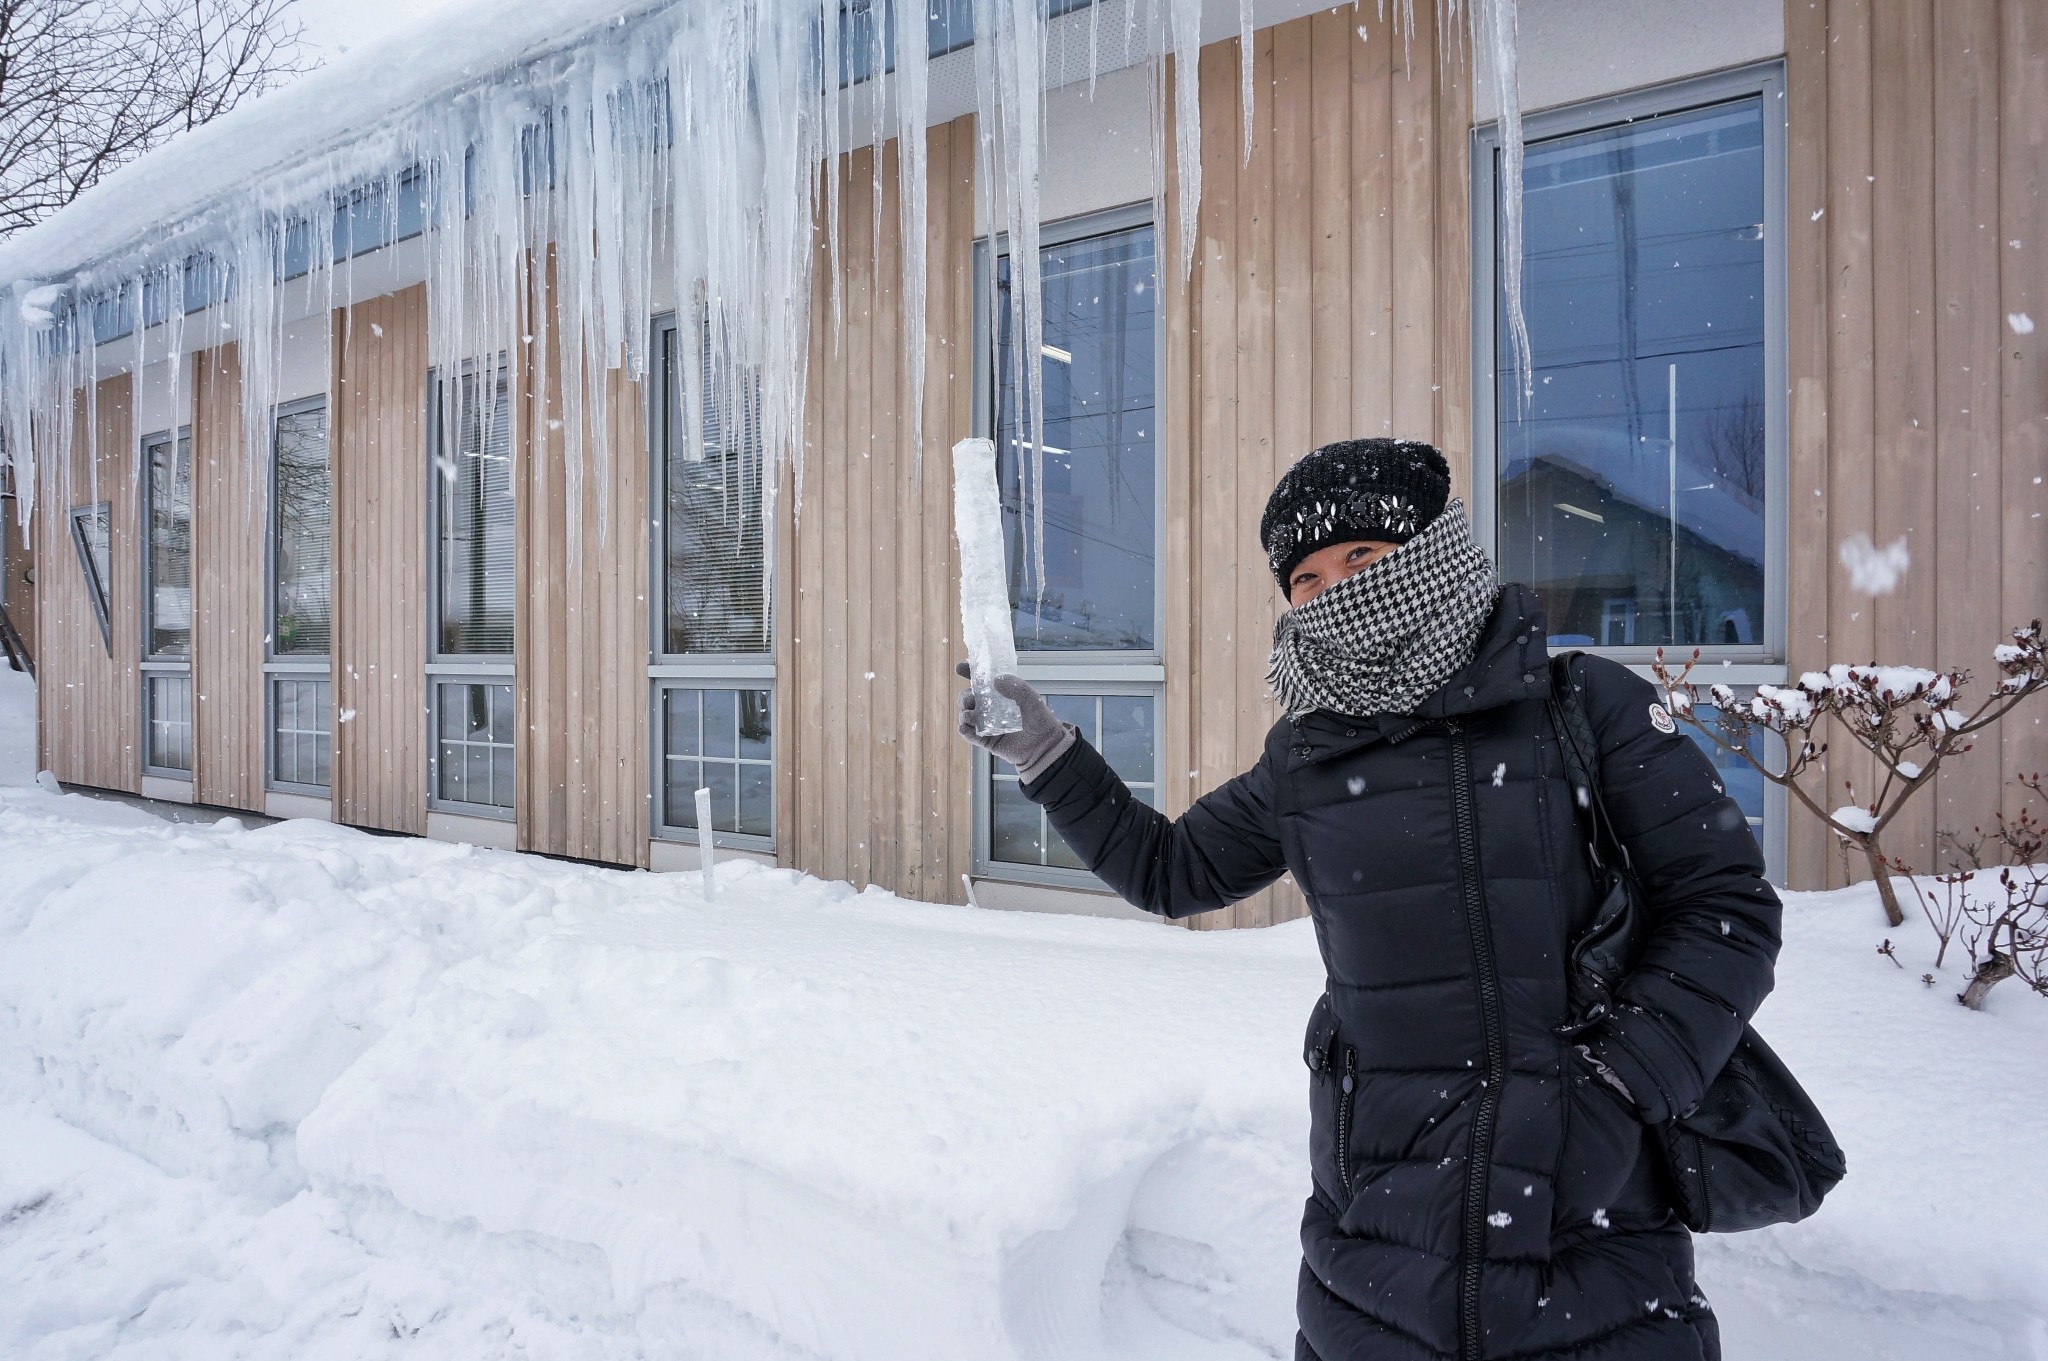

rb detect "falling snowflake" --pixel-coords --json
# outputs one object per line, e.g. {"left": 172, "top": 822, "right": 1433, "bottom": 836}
{"left": 1839, "top": 533, "right": 1910, "bottom": 595}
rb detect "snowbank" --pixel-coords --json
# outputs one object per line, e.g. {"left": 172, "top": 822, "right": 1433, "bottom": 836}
{"left": 1, "top": 676, "right": 2045, "bottom": 1358}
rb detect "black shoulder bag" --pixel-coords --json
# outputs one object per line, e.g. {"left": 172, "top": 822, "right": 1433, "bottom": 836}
{"left": 1547, "top": 652, "right": 1848, "bottom": 1234}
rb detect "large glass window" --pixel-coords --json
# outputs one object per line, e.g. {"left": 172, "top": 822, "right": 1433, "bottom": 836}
{"left": 979, "top": 210, "right": 1162, "bottom": 884}
{"left": 268, "top": 399, "right": 333, "bottom": 794}
{"left": 141, "top": 430, "right": 193, "bottom": 780}
{"left": 431, "top": 364, "right": 515, "bottom": 816}
{"left": 274, "top": 404, "right": 331, "bottom": 656}
{"left": 661, "top": 322, "right": 767, "bottom": 655}
{"left": 1490, "top": 90, "right": 1775, "bottom": 654}
{"left": 654, "top": 315, "right": 774, "bottom": 847}
{"left": 435, "top": 364, "right": 515, "bottom": 657}
{"left": 995, "top": 222, "right": 1157, "bottom": 651}
{"left": 144, "top": 432, "right": 192, "bottom": 659}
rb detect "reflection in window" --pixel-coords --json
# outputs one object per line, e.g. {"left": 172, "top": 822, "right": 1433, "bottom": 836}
{"left": 990, "top": 692, "right": 1154, "bottom": 868}
{"left": 435, "top": 364, "right": 515, "bottom": 656}
{"left": 1498, "top": 97, "right": 1767, "bottom": 651}
{"left": 145, "top": 433, "right": 192, "bottom": 658}
{"left": 1684, "top": 701, "right": 1769, "bottom": 831}
{"left": 995, "top": 222, "right": 1157, "bottom": 651}
{"left": 272, "top": 677, "right": 332, "bottom": 791}
{"left": 436, "top": 681, "right": 515, "bottom": 809}
{"left": 147, "top": 674, "right": 193, "bottom": 773}
{"left": 662, "top": 687, "right": 774, "bottom": 838}
{"left": 662, "top": 321, "right": 768, "bottom": 655}
{"left": 274, "top": 404, "right": 331, "bottom": 655}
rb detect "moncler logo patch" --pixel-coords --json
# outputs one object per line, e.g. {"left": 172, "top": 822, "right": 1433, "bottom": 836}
{"left": 1648, "top": 702, "right": 1677, "bottom": 735}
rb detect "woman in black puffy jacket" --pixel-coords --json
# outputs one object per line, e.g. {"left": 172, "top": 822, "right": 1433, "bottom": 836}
{"left": 958, "top": 438, "right": 1781, "bottom": 1361}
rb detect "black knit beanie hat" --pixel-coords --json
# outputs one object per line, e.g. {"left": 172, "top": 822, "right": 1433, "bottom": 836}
{"left": 1259, "top": 438, "right": 1453, "bottom": 590}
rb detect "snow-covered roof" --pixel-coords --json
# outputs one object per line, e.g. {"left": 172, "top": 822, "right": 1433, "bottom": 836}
{"left": 0, "top": 0, "right": 667, "bottom": 287}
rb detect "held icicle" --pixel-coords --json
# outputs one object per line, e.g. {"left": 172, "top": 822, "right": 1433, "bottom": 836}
{"left": 953, "top": 437, "right": 1022, "bottom": 736}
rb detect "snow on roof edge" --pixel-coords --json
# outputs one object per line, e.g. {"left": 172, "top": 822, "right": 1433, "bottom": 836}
{"left": 0, "top": 0, "right": 677, "bottom": 288}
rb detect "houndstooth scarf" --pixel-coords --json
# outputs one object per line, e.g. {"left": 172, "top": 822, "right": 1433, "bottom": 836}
{"left": 1266, "top": 499, "right": 1499, "bottom": 719}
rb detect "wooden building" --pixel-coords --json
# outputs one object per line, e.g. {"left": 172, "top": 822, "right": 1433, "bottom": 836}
{"left": 7, "top": 0, "right": 2045, "bottom": 927}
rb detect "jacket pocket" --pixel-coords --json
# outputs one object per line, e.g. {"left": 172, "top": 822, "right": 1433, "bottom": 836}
{"left": 1303, "top": 994, "right": 1353, "bottom": 1204}
{"left": 1555, "top": 1043, "right": 1649, "bottom": 1229}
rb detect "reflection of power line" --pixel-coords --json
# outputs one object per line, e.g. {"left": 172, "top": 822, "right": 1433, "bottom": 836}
{"left": 1510, "top": 341, "right": 1758, "bottom": 375}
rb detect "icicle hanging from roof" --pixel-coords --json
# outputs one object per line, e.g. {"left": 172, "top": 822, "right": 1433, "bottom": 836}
{"left": 0, "top": 0, "right": 1530, "bottom": 577}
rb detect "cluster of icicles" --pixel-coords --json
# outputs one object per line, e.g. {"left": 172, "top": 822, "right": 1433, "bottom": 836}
{"left": 0, "top": 0, "right": 1528, "bottom": 599}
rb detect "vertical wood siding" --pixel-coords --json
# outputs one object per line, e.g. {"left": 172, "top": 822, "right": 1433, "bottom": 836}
{"left": 34, "top": 375, "right": 140, "bottom": 791}
{"left": 1161, "top": 11, "right": 1472, "bottom": 929}
{"left": 331, "top": 285, "right": 429, "bottom": 834}
{"left": 190, "top": 342, "right": 266, "bottom": 811}
{"left": 787, "top": 116, "right": 976, "bottom": 901}
{"left": 518, "top": 249, "right": 650, "bottom": 867}
{"left": 1786, "top": 0, "right": 2048, "bottom": 885}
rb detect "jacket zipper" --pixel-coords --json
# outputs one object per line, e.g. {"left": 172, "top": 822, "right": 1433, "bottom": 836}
{"left": 1334, "top": 1046, "right": 1358, "bottom": 1201}
{"left": 1448, "top": 721, "right": 1505, "bottom": 1361}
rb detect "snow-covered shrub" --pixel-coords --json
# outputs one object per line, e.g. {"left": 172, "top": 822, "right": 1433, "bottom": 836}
{"left": 1653, "top": 622, "right": 2048, "bottom": 928}
{"left": 1918, "top": 774, "right": 2048, "bottom": 1009}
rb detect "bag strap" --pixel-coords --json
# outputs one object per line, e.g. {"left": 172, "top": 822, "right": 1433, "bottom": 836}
{"left": 1546, "top": 651, "right": 1633, "bottom": 878}
{"left": 1548, "top": 651, "right": 1645, "bottom": 1007}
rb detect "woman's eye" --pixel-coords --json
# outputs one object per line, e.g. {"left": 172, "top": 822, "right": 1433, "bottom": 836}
{"left": 1347, "top": 547, "right": 1369, "bottom": 562}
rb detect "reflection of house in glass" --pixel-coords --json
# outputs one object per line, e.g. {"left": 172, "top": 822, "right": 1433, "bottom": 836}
{"left": 1501, "top": 424, "right": 1765, "bottom": 650}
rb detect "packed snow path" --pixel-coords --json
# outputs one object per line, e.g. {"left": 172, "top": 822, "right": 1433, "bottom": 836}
{"left": 0, "top": 673, "right": 2044, "bottom": 1359}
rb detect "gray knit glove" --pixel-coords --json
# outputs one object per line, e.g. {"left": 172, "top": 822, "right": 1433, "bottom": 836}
{"left": 954, "top": 663, "right": 1077, "bottom": 785}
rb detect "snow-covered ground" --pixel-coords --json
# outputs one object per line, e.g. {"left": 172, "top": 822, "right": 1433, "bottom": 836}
{"left": 0, "top": 664, "right": 2043, "bottom": 1360}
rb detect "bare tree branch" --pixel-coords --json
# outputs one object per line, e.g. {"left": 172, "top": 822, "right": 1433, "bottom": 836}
{"left": 0, "top": 0, "right": 309, "bottom": 240}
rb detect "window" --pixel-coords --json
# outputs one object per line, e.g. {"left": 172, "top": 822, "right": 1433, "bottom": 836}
{"left": 990, "top": 691, "right": 1154, "bottom": 868}
{"left": 976, "top": 207, "right": 1162, "bottom": 885}
{"left": 1476, "top": 64, "right": 1787, "bottom": 865}
{"left": 430, "top": 363, "right": 516, "bottom": 815}
{"left": 835, "top": 0, "right": 1094, "bottom": 84}
{"left": 434, "top": 680, "right": 514, "bottom": 811}
{"left": 653, "top": 316, "right": 774, "bottom": 848}
{"left": 68, "top": 503, "right": 112, "bottom": 654}
{"left": 141, "top": 429, "right": 194, "bottom": 778}
{"left": 272, "top": 675, "right": 332, "bottom": 790}
{"left": 144, "top": 432, "right": 192, "bottom": 659}
{"left": 995, "top": 222, "right": 1158, "bottom": 651}
{"left": 660, "top": 687, "right": 774, "bottom": 837}
{"left": 434, "top": 364, "right": 515, "bottom": 658}
{"left": 267, "top": 399, "right": 332, "bottom": 794}
{"left": 146, "top": 675, "right": 193, "bottom": 774}
{"left": 1475, "top": 65, "right": 1784, "bottom": 662}
{"left": 660, "top": 322, "right": 767, "bottom": 655}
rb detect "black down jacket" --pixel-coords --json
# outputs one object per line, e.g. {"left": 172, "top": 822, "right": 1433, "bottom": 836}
{"left": 1020, "top": 586, "right": 1781, "bottom": 1361}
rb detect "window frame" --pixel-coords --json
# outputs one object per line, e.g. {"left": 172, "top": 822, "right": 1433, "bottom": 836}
{"left": 652, "top": 679, "right": 778, "bottom": 849}
{"left": 427, "top": 361, "right": 516, "bottom": 820}
{"left": 969, "top": 201, "right": 1167, "bottom": 890}
{"left": 646, "top": 311, "right": 778, "bottom": 852}
{"left": 68, "top": 502, "right": 113, "bottom": 656}
{"left": 264, "top": 394, "right": 334, "bottom": 797}
{"left": 970, "top": 680, "right": 1163, "bottom": 890}
{"left": 1470, "top": 60, "right": 1790, "bottom": 680}
{"left": 142, "top": 672, "right": 194, "bottom": 778}
{"left": 139, "top": 426, "right": 193, "bottom": 665}
{"left": 139, "top": 425, "right": 194, "bottom": 781}
{"left": 427, "top": 676, "right": 518, "bottom": 818}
